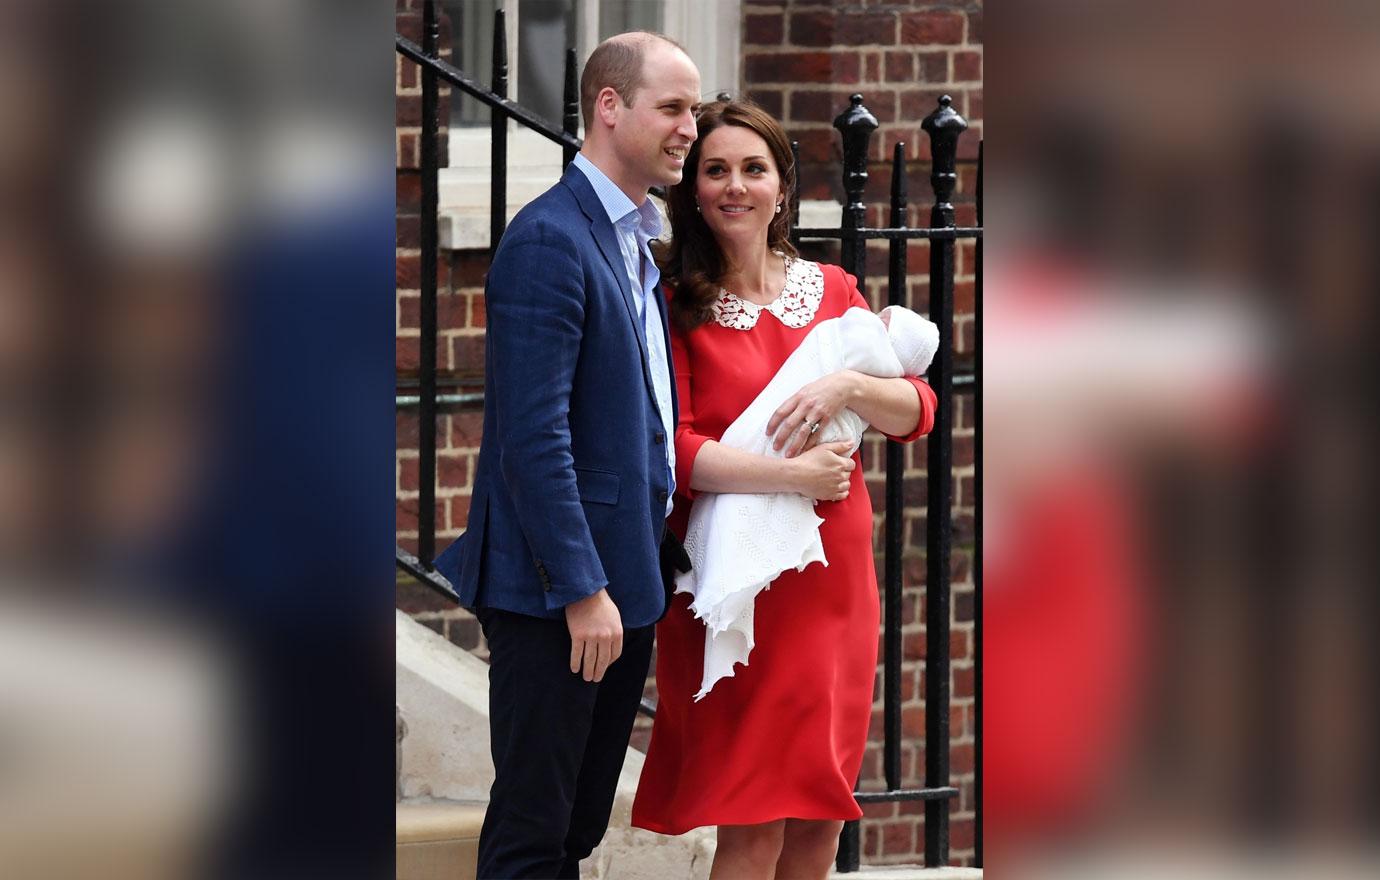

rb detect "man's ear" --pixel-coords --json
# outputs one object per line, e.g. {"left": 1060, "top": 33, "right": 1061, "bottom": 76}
{"left": 595, "top": 87, "right": 622, "bottom": 128}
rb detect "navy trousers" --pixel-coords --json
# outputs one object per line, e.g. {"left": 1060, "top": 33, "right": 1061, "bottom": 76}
{"left": 475, "top": 608, "right": 654, "bottom": 880}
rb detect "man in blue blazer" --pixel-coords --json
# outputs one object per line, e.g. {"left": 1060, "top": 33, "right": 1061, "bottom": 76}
{"left": 433, "top": 31, "right": 700, "bottom": 879}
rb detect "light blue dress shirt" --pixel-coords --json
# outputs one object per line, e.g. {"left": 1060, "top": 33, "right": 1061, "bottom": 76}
{"left": 571, "top": 153, "right": 676, "bottom": 517}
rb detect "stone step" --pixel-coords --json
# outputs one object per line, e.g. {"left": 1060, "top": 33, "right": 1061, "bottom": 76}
{"left": 394, "top": 795, "right": 982, "bottom": 880}
{"left": 397, "top": 610, "right": 973, "bottom": 879}
{"left": 396, "top": 799, "right": 486, "bottom": 880}
{"left": 831, "top": 867, "right": 983, "bottom": 880}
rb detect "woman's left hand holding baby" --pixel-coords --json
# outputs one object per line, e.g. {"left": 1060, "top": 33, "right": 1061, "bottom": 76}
{"left": 767, "top": 370, "right": 862, "bottom": 458}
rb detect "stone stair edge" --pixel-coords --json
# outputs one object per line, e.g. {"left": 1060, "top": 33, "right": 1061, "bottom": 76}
{"left": 397, "top": 797, "right": 488, "bottom": 845}
{"left": 829, "top": 867, "right": 982, "bottom": 880}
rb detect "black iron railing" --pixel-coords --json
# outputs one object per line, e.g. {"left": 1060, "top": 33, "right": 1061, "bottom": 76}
{"left": 974, "top": 140, "right": 984, "bottom": 869}
{"left": 810, "top": 92, "right": 981, "bottom": 873}
{"left": 394, "top": 3, "right": 582, "bottom": 602}
{"left": 396, "top": 2, "right": 981, "bottom": 870}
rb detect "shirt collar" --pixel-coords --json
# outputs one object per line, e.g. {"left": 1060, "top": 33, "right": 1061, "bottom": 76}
{"left": 572, "top": 152, "right": 662, "bottom": 240}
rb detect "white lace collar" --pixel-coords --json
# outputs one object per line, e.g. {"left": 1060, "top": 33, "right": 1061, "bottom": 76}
{"left": 711, "top": 257, "right": 825, "bottom": 331}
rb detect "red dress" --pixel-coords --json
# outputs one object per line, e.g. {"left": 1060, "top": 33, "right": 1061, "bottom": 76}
{"left": 631, "top": 260, "right": 936, "bottom": 834}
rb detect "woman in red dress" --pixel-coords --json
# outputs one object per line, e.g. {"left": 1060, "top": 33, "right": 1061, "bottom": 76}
{"left": 630, "top": 101, "right": 937, "bottom": 880}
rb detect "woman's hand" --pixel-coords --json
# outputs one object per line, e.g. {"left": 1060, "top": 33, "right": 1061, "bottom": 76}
{"left": 789, "top": 441, "right": 856, "bottom": 501}
{"left": 767, "top": 371, "right": 860, "bottom": 458}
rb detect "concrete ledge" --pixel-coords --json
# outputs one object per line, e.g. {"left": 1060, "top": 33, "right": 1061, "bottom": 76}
{"left": 396, "top": 799, "right": 486, "bottom": 844}
{"left": 397, "top": 799, "right": 486, "bottom": 880}
{"left": 830, "top": 867, "right": 982, "bottom": 880}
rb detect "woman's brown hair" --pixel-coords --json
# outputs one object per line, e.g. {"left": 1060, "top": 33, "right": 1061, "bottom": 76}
{"left": 655, "top": 99, "right": 798, "bottom": 332}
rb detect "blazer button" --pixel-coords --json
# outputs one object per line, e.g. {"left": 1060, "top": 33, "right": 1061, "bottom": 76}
{"left": 657, "top": 490, "right": 669, "bottom": 504}
{"left": 653, "top": 431, "right": 665, "bottom": 445}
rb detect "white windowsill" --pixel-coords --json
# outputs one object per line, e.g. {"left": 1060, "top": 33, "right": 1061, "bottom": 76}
{"left": 439, "top": 198, "right": 844, "bottom": 251}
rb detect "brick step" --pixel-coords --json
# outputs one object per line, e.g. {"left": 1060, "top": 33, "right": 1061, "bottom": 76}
{"left": 396, "top": 799, "right": 486, "bottom": 880}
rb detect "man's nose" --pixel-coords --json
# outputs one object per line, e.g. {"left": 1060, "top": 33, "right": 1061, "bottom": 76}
{"left": 677, "top": 110, "right": 697, "bottom": 141}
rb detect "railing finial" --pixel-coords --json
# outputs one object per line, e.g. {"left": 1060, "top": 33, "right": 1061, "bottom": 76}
{"left": 832, "top": 94, "right": 878, "bottom": 275}
{"left": 833, "top": 95, "right": 878, "bottom": 207}
{"left": 920, "top": 94, "right": 968, "bottom": 224}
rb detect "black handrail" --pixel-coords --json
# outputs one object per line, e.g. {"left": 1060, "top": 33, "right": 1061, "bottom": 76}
{"left": 396, "top": 35, "right": 580, "bottom": 152}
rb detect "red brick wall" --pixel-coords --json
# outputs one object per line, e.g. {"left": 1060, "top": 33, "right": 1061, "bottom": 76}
{"left": 396, "top": 0, "right": 981, "bottom": 868}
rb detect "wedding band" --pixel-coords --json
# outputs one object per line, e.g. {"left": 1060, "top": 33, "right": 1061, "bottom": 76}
{"left": 808, "top": 421, "right": 820, "bottom": 434}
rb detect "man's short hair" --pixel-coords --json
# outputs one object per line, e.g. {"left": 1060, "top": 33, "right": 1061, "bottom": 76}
{"left": 579, "top": 31, "right": 687, "bottom": 129}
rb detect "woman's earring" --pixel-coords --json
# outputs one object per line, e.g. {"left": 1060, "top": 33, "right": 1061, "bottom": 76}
{"left": 775, "top": 203, "right": 783, "bottom": 214}
{"left": 695, "top": 201, "right": 701, "bottom": 213}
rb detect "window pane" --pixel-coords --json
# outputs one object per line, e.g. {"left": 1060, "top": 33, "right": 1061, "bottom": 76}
{"left": 599, "top": 0, "right": 662, "bottom": 37}
{"left": 517, "top": 0, "right": 576, "bottom": 129}
{"left": 439, "top": 1, "right": 495, "bottom": 127}
{"left": 437, "top": 0, "right": 668, "bottom": 130}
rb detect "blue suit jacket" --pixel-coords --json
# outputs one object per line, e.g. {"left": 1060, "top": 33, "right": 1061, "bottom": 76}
{"left": 433, "top": 165, "right": 676, "bottom": 628}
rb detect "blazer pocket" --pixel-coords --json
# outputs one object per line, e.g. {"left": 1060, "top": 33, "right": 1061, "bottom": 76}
{"left": 573, "top": 467, "right": 621, "bottom": 505}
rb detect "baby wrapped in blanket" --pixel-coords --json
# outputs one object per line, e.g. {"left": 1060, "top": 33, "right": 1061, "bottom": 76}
{"left": 677, "top": 305, "right": 940, "bottom": 700}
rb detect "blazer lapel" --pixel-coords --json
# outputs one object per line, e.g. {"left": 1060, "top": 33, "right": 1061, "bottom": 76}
{"left": 653, "top": 283, "right": 679, "bottom": 425}
{"left": 562, "top": 166, "right": 659, "bottom": 400}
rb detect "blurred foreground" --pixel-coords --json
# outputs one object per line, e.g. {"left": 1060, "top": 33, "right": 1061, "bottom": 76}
{"left": 986, "top": 1, "right": 1380, "bottom": 877}
{"left": 1, "top": 1, "right": 395, "bottom": 877}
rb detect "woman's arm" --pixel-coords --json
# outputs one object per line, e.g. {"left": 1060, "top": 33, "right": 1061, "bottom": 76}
{"left": 689, "top": 438, "right": 857, "bottom": 500}
{"left": 844, "top": 372, "right": 923, "bottom": 436}
{"left": 687, "top": 440, "right": 798, "bottom": 494}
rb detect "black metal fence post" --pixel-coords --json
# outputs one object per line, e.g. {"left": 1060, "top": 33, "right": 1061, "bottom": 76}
{"left": 832, "top": 93, "right": 877, "bottom": 876}
{"left": 833, "top": 94, "right": 878, "bottom": 280}
{"left": 884, "top": 142, "right": 908, "bottom": 795}
{"left": 490, "top": 10, "right": 508, "bottom": 261}
{"left": 973, "top": 140, "right": 983, "bottom": 869}
{"left": 418, "top": 0, "right": 440, "bottom": 569}
{"left": 920, "top": 94, "right": 966, "bottom": 867}
{"left": 562, "top": 47, "right": 578, "bottom": 170}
